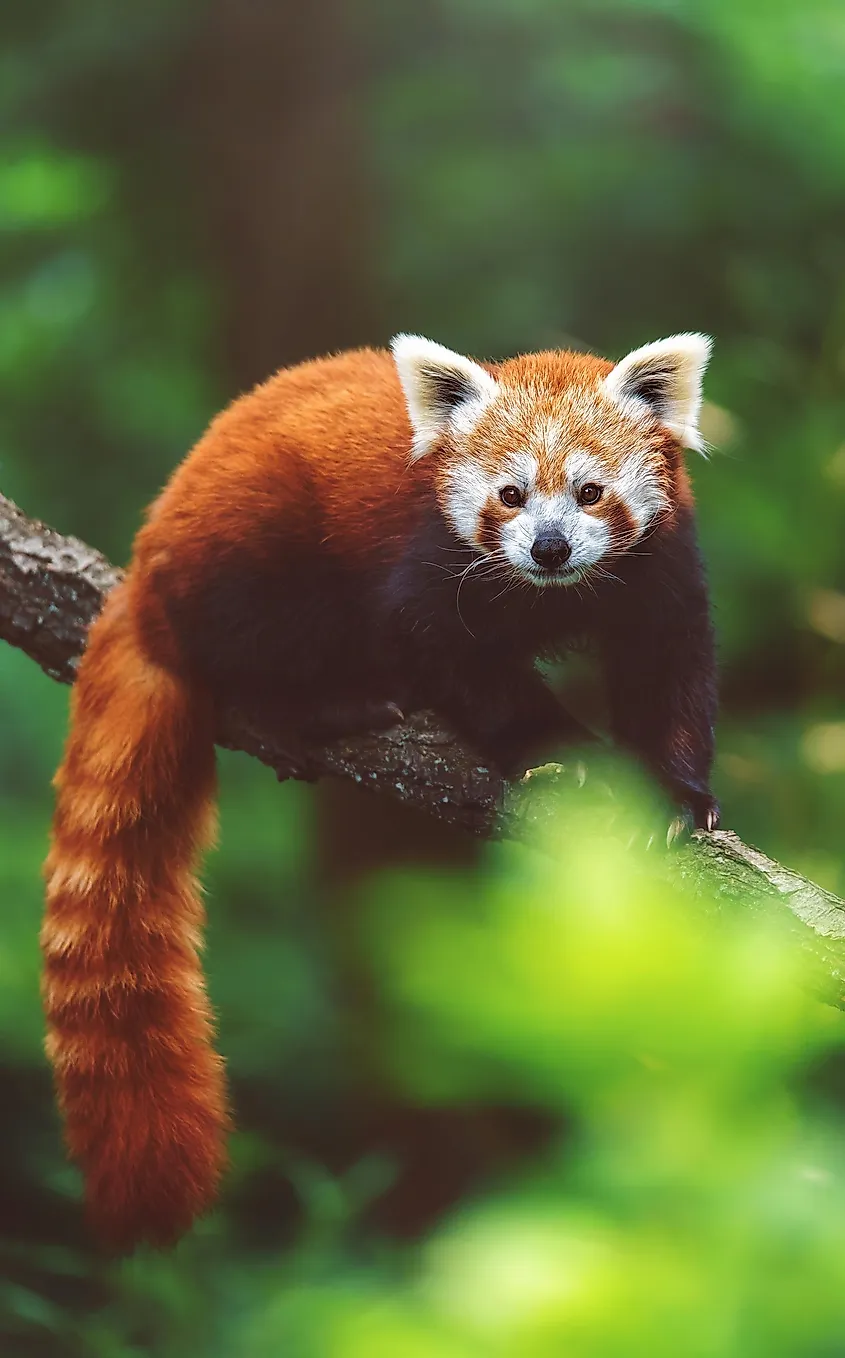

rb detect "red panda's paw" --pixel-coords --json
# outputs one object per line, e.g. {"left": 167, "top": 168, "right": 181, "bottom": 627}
{"left": 667, "top": 795, "right": 721, "bottom": 846}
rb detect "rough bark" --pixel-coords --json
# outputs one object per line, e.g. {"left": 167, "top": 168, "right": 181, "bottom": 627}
{"left": 2, "top": 492, "right": 844, "bottom": 1007}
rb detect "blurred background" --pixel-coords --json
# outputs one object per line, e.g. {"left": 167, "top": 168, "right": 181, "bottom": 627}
{"left": 2, "top": 1, "right": 845, "bottom": 1353}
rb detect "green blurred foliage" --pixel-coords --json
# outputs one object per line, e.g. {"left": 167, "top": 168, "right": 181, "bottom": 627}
{"left": 2, "top": 0, "right": 845, "bottom": 1352}
{"left": 37, "top": 793, "right": 845, "bottom": 1358}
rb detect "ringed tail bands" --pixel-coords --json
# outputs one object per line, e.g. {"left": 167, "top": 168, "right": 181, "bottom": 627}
{"left": 42, "top": 585, "right": 226, "bottom": 1249}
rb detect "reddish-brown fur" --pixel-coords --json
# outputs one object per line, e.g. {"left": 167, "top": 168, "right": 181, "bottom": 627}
{"left": 43, "top": 348, "right": 428, "bottom": 1249}
{"left": 434, "top": 349, "right": 682, "bottom": 552}
{"left": 139, "top": 348, "right": 427, "bottom": 599}
{"left": 43, "top": 343, "right": 714, "bottom": 1250}
{"left": 43, "top": 585, "right": 226, "bottom": 1249}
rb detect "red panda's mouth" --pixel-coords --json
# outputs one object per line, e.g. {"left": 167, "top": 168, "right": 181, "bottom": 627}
{"left": 521, "top": 561, "right": 584, "bottom": 587}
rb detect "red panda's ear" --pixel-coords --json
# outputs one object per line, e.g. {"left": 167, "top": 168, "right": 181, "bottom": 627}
{"left": 391, "top": 335, "right": 499, "bottom": 461}
{"left": 603, "top": 333, "right": 712, "bottom": 453}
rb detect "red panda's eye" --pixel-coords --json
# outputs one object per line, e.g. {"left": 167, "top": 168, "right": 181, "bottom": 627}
{"left": 500, "top": 485, "right": 524, "bottom": 508}
{"left": 579, "top": 483, "right": 603, "bottom": 506}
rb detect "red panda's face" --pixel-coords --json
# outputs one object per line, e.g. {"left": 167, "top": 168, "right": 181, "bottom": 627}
{"left": 439, "top": 387, "right": 673, "bottom": 587}
{"left": 393, "top": 334, "right": 711, "bottom": 588}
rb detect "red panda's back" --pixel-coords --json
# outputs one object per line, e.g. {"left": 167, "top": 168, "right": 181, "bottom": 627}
{"left": 132, "top": 347, "right": 434, "bottom": 615}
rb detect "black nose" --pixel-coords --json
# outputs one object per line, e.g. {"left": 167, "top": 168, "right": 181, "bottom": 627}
{"left": 530, "top": 534, "right": 572, "bottom": 570}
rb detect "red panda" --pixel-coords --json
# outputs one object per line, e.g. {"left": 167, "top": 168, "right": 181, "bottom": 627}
{"left": 42, "top": 333, "right": 719, "bottom": 1249}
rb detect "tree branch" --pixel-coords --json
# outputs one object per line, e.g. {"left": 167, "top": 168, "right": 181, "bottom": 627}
{"left": 3, "top": 492, "right": 844, "bottom": 1006}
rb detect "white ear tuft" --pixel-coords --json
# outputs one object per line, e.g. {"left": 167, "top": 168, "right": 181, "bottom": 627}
{"left": 603, "top": 333, "right": 713, "bottom": 452}
{"left": 391, "top": 334, "right": 499, "bottom": 460}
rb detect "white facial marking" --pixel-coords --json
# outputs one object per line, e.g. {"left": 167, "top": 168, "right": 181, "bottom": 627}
{"left": 614, "top": 451, "right": 670, "bottom": 530}
{"left": 444, "top": 452, "right": 539, "bottom": 548}
{"left": 565, "top": 444, "right": 667, "bottom": 533}
{"left": 500, "top": 488, "right": 612, "bottom": 586}
{"left": 446, "top": 431, "right": 670, "bottom": 587}
{"left": 563, "top": 448, "right": 601, "bottom": 485}
{"left": 495, "top": 443, "right": 668, "bottom": 587}
{"left": 503, "top": 450, "right": 539, "bottom": 488}
{"left": 444, "top": 461, "right": 496, "bottom": 544}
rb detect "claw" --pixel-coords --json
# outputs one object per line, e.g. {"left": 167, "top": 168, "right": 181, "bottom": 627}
{"left": 666, "top": 815, "right": 686, "bottom": 847}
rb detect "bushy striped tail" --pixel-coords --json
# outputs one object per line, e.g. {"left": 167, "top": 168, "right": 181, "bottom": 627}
{"left": 42, "top": 584, "right": 227, "bottom": 1249}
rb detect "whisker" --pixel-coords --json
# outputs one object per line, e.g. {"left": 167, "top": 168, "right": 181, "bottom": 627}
{"left": 454, "top": 552, "right": 495, "bottom": 636}
{"left": 489, "top": 572, "right": 528, "bottom": 603}
{"left": 421, "top": 560, "right": 468, "bottom": 577}
{"left": 579, "top": 572, "right": 599, "bottom": 597}
{"left": 590, "top": 564, "right": 625, "bottom": 586}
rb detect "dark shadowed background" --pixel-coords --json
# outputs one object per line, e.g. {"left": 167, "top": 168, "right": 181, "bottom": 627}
{"left": 3, "top": 2, "right": 845, "bottom": 1354}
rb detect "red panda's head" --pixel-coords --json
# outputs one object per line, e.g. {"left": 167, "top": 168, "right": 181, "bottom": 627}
{"left": 392, "top": 333, "right": 711, "bottom": 587}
